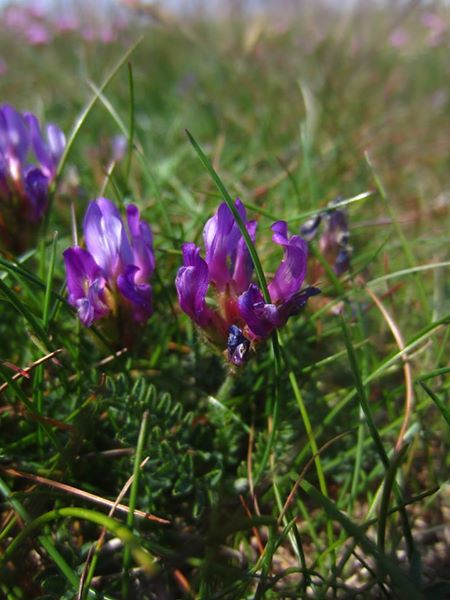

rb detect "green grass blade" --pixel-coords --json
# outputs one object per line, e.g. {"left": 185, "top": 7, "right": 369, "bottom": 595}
{"left": 377, "top": 444, "right": 410, "bottom": 553}
{"left": 300, "top": 480, "right": 423, "bottom": 600}
{"left": 56, "top": 36, "right": 143, "bottom": 181}
{"left": 0, "top": 279, "right": 48, "bottom": 346}
{"left": 2, "top": 507, "right": 157, "bottom": 574}
{"left": 42, "top": 231, "right": 58, "bottom": 328}
{"left": 340, "top": 316, "right": 417, "bottom": 569}
{"left": 368, "top": 261, "right": 450, "bottom": 287}
{"left": 125, "top": 61, "right": 135, "bottom": 182}
{"left": 419, "top": 381, "right": 450, "bottom": 429}
{"left": 340, "top": 316, "right": 388, "bottom": 468}
{"left": 0, "top": 477, "right": 86, "bottom": 595}
{"left": 122, "top": 410, "right": 150, "bottom": 597}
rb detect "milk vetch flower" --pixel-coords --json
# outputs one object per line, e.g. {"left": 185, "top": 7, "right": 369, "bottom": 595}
{"left": 300, "top": 198, "right": 352, "bottom": 275}
{"left": 63, "top": 198, "right": 155, "bottom": 332}
{"left": 0, "top": 104, "right": 65, "bottom": 253}
{"left": 176, "top": 199, "right": 319, "bottom": 367}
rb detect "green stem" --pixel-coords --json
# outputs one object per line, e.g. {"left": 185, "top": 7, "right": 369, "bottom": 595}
{"left": 122, "top": 411, "right": 150, "bottom": 598}
{"left": 282, "top": 346, "right": 335, "bottom": 567}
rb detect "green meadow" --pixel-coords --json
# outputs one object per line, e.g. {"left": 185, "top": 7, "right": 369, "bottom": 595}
{"left": 0, "top": 2, "right": 448, "bottom": 598}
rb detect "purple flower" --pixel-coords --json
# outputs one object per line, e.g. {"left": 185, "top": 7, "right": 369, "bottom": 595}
{"left": 0, "top": 104, "right": 65, "bottom": 252}
{"left": 421, "top": 12, "right": 447, "bottom": 46}
{"left": 300, "top": 198, "right": 352, "bottom": 275}
{"left": 238, "top": 222, "right": 319, "bottom": 340}
{"left": 25, "top": 23, "right": 52, "bottom": 46}
{"left": 63, "top": 246, "right": 109, "bottom": 326}
{"left": 63, "top": 198, "right": 155, "bottom": 329}
{"left": 25, "top": 113, "right": 66, "bottom": 179}
{"left": 176, "top": 243, "right": 213, "bottom": 328}
{"left": 389, "top": 28, "right": 409, "bottom": 49}
{"left": 176, "top": 199, "right": 318, "bottom": 366}
{"left": 203, "top": 199, "right": 256, "bottom": 293}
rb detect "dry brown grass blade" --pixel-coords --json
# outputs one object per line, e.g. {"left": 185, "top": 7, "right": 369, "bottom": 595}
{"left": 239, "top": 494, "right": 265, "bottom": 556}
{"left": 1, "top": 465, "right": 169, "bottom": 524}
{"left": 172, "top": 568, "right": 194, "bottom": 598}
{"left": 0, "top": 349, "right": 63, "bottom": 394}
{"left": 365, "top": 286, "right": 414, "bottom": 452}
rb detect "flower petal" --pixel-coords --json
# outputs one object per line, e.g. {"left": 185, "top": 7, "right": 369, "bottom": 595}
{"left": 175, "top": 242, "right": 211, "bottom": 327}
{"left": 83, "top": 198, "right": 132, "bottom": 277}
{"left": 63, "top": 246, "right": 102, "bottom": 301}
{"left": 75, "top": 279, "right": 109, "bottom": 327}
{"left": 319, "top": 209, "right": 351, "bottom": 274}
{"left": 203, "top": 198, "right": 249, "bottom": 290}
{"left": 126, "top": 204, "right": 155, "bottom": 283}
{"left": 232, "top": 219, "right": 257, "bottom": 294}
{"left": 117, "top": 265, "right": 153, "bottom": 323}
{"left": 300, "top": 213, "right": 322, "bottom": 241}
{"left": 23, "top": 167, "right": 49, "bottom": 221}
{"left": 277, "top": 286, "right": 321, "bottom": 321}
{"left": 24, "top": 113, "right": 64, "bottom": 178}
{"left": 63, "top": 246, "right": 108, "bottom": 326}
{"left": 238, "top": 283, "right": 281, "bottom": 339}
{"left": 0, "top": 104, "right": 28, "bottom": 162}
{"left": 268, "top": 221, "right": 308, "bottom": 304}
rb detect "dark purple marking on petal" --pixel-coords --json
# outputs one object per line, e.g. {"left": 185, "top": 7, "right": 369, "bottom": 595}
{"left": 334, "top": 249, "right": 351, "bottom": 275}
{"left": 300, "top": 213, "right": 322, "bottom": 241}
{"left": 227, "top": 324, "right": 250, "bottom": 366}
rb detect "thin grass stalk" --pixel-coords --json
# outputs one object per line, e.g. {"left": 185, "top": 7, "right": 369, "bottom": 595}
{"left": 125, "top": 61, "right": 135, "bottom": 183}
{"left": 121, "top": 410, "right": 150, "bottom": 597}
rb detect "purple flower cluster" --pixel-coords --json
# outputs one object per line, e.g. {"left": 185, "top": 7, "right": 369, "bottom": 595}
{"left": 63, "top": 198, "right": 155, "bottom": 329}
{"left": 301, "top": 199, "right": 351, "bottom": 275}
{"left": 176, "top": 199, "right": 319, "bottom": 366}
{"left": 0, "top": 104, "right": 65, "bottom": 252}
